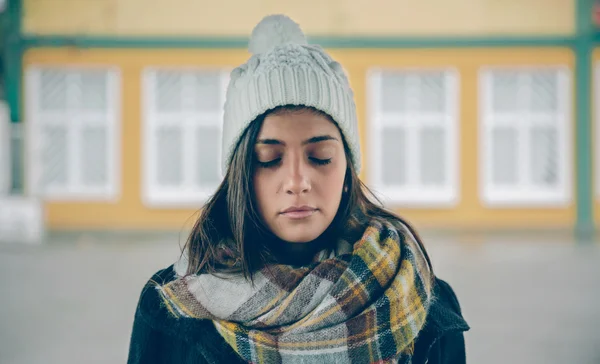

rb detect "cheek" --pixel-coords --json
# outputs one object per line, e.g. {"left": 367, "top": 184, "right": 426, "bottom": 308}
{"left": 253, "top": 171, "right": 276, "bottom": 213}
{"left": 319, "top": 164, "right": 346, "bottom": 198}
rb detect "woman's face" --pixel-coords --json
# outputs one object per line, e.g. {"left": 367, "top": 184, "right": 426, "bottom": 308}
{"left": 253, "top": 110, "right": 347, "bottom": 243}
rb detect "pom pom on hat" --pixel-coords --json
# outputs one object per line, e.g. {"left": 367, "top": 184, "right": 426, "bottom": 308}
{"left": 248, "top": 14, "right": 308, "bottom": 55}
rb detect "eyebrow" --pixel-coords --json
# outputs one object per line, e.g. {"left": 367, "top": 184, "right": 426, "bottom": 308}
{"left": 256, "top": 135, "right": 338, "bottom": 146}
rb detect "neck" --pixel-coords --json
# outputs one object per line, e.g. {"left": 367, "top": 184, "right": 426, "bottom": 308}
{"left": 269, "top": 234, "right": 330, "bottom": 267}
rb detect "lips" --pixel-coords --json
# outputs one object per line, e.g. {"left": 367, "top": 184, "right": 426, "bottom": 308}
{"left": 280, "top": 206, "right": 317, "bottom": 219}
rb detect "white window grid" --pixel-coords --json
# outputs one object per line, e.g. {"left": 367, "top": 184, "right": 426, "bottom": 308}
{"left": 142, "top": 67, "right": 229, "bottom": 208}
{"left": 478, "top": 66, "right": 572, "bottom": 207}
{"left": 367, "top": 68, "right": 460, "bottom": 207}
{"left": 25, "top": 66, "right": 121, "bottom": 201}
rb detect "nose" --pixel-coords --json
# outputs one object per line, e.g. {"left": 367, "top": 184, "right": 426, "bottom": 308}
{"left": 283, "top": 155, "right": 311, "bottom": 195}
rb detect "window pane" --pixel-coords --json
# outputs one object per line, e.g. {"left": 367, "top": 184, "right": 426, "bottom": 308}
{"left": 81, "top": 126, "right": 108, "bottom": 186}
{"left": 530, "top": 71, "right": 558, "bottom": 113}
{"left": 382, "top": 128, "right": 407, "bottom": 185}
{"left": 380, "top": 73, "right": 408, "bottom": 113}
{"left": 80, "top": 71, "right": 108, "bottom": 111}
{"left": 531, "top": 127, "right": 558, "bottom": 186}
{"left": 41, "top": 125, "right": 68, "bottom": 188}
{"left": 193, "top": 72, "right": 221, "bottom": 111}
{"left": 420, "top": 127, "right": 445, "bottom": 185}
{"left": 492, "top": 127, "right": 518, "bottom": 185}
{"left": 491, "top": 71, "right": 519, "bottom": 113}
{"left": 40, "top": 70, "right": 67, "bottom": 111}
{"left": 196, "top": 127, "right": 221, "bottom": 187}
{"left": 156, "top": 126, "right": 183, "bottom": 186}
{"left": 156, "top": 72, "right": 182, "bottom": 112}
{"left": 418, "top": 72, "right": 445, "bottom": 113}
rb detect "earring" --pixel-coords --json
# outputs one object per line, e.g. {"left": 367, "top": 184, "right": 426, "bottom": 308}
{"left": 343, "top": 185, "right": 348, "bottom": 193}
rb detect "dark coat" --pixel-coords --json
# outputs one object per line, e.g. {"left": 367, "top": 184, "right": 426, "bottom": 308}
{"left": 127, "top": 265, "right": 469, "bottom": 364}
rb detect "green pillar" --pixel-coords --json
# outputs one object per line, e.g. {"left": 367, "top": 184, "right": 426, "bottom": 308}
{"left": 2, "top": 0, "right": 23, "bottom": 193}
{"left": 575, "top": 0, "right": 595, "bottom": 239}
{"left": 4, "top": 0, "right": 22, "bottom": 123}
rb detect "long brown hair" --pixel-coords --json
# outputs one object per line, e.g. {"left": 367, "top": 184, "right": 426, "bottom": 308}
{"left": 182, "top": 106, "right": 433, "bottom": 280}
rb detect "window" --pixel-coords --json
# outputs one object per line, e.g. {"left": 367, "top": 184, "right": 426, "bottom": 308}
{"left": 26, "top": 66, "right": 121, "bottom": 200}
{"left": 142, "top": 68, "right": 228, "bottom": 207}
{"left": 479, "top": 67, "right": 572, "bottom": 207}
{"left": 367, "top": 68, "right": 460, "bottom": 207}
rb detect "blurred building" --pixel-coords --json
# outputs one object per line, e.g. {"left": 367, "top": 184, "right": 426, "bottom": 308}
{"left": 1, "top": 0, "right": 599, "bottom": 233}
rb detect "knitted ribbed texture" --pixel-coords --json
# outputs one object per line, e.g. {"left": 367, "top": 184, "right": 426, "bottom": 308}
{"left": 221, "top": 15, "right": 361, "bottom": 174}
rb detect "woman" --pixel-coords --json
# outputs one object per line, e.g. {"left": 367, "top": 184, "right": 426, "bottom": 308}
{"left": 128, "top": 14, "right": 469, "bottom": 364}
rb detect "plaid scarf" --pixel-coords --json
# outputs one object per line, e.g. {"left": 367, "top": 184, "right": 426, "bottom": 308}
{"left": 157, "top": 219, "right": 433, "bottom": 363}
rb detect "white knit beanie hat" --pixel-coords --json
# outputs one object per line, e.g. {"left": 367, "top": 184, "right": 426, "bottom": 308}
{"left": 221, "top": 14, "right": 361, "bottom": 174}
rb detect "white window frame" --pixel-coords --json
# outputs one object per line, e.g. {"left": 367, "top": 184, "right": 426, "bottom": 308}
{"left": 25, "top": 65, "right": 121, "bottom": 201}
{"left": 367, "top": 67, "right": 460, "bottom": 207}
{"left": 478, "top": 66, "right": 572, "bottom": 207}
{"left": 142, "top": 67, "right": 229, "bottom": 208}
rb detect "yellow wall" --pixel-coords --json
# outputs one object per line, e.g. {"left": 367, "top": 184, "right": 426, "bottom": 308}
{"left": 23, "top": 0, "right": 575, "bottom": 37}
{"left": 23, "top": 47, "right": 576, "bottom": 230}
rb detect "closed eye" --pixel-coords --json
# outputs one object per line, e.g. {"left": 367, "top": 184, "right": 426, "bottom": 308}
{"left": 310, "top": 157, "right": 332, "bottom": 166}
{"left": 257, "top": 157, "right": 332, "bottom": 168}
{"left": 257, "top": 158, "right": 281, "bottom": 168}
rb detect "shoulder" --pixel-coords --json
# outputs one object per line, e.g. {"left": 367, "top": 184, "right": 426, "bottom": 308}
{"left": 131, "top": 266, "right": 206, "bottom": 350}
{"left": 430, "top": 278, "right": 468, "bottom": 327}
{"left": 412, "top": 277, "right": 470, "bottom": 364}
{"left": 132, "top": 265, "right": 185, "bottom": 338}
{"left": 426, "top": 277, "right": 469, "bottom": 336}
{"left": 128, "top": 266, "right": 244, "bottom": 364}
{"left": 133, "top": 265, "right": 197, "bottom": 334}
{"left": 146, "top": 265, "right": 179, "bottom": 286}
{"left": 133, "top": 265, "right": 178, "bottom": 326}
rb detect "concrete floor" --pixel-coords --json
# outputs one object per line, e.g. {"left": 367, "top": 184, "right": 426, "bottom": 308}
{"left": 0, "top": 231, "right": 599, "bottom": 364}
